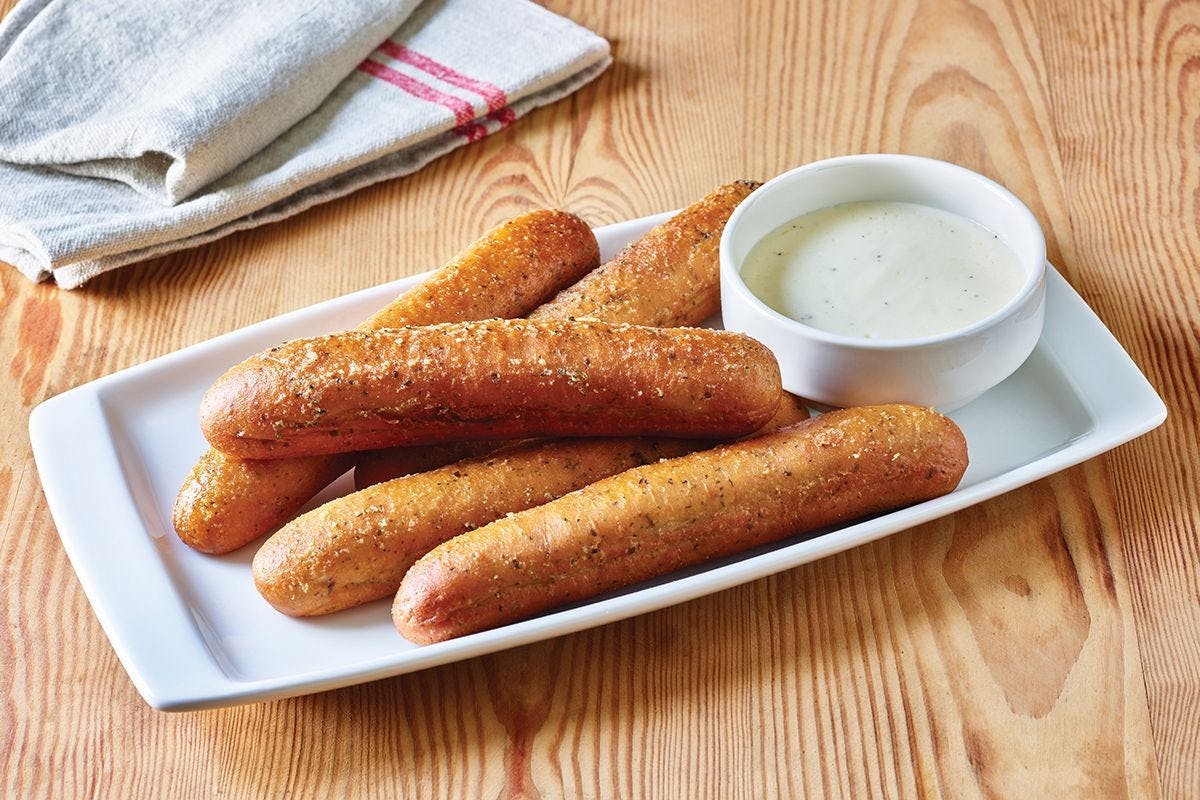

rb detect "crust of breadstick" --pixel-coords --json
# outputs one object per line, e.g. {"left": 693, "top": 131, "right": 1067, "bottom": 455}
{"left": 174, "top": 210, "right": 599, "bottom": 554}
{"left": 201, "top": 320, "right": 783, "bottom": 459}
{"left": 529, "top": 180, "right": 759, "bottom": 326}
{"left": 394, "top": 405, "right": 968, "bottom": 644}
{"left": 254, "top": 396, "right": 809, "bottom": 616}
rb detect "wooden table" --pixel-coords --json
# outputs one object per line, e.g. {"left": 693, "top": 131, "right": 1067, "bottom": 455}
{"left": 2, "top": 1, "right": 1197, "bottom": 797}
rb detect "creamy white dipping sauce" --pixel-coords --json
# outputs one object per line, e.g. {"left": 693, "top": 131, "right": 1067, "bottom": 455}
{"left": 740, "top": 200, "right": 1026, "bottom": 339}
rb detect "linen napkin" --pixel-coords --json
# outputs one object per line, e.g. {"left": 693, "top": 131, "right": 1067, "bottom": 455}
{"left": 0, "top": 0, "right": 610, "bottom": 287}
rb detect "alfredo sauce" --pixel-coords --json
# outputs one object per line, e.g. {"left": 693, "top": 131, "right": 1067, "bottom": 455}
{"left": 740, "top": 201, "right": 1025, "bottom": 339}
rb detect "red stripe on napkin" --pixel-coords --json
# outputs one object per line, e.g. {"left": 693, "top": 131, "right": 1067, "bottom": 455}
{"left": 358, "top": 47, "right": 517, "bottom": 142}
{"left": 357, "top": 59, "right": 478, "bottom": 128}
{"left": 379, "top": 42, "right": 509, "bottom": 112}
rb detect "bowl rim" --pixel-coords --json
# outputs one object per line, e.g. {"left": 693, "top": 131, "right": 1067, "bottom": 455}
{"left": 719, "top": 153, "right": 1048, "bottom": 351}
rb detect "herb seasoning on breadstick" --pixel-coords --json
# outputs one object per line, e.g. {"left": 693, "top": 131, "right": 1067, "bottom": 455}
{"left": 393, "top": 405, "right": 968, "bottom": 644}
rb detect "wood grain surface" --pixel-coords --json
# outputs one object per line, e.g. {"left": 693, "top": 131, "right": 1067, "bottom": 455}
{"left": 2, "top": 0, "right": 1197, "bottom": 797}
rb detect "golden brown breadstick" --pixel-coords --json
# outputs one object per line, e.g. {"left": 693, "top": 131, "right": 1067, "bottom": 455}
{"left": 349, "top": 180, "right": 762, "bottom": 488}
{"left": 174, "top": 210, "right": 599, "bottom": 554}
{"left": 394, "top": 405, "right": 968, "bottom": 644}
{"left": 254, "top": 396, "right": 809, "bottom": 616}
{"left": 201, "top": 320, "right": 784, "bottom": 460}
{"left": 363, "top": 211, "right": 601, "bottom": 329}
{"left": 530, "top": 180, "right": 759, "bottom": 325}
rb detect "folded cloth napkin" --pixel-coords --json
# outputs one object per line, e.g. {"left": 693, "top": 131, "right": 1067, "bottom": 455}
{"left": 0, "top": 0, "right": 610, "bottom": 287}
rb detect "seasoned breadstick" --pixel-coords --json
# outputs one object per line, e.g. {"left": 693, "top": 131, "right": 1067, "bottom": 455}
{"left": 254, "top": 396, "right": 809, "bottom": 616}
{"left": 201, "top": 320, "right": 783, "bottom": 460}
{"left": 394, "top": 405, "right": 968, "bottom": 644}
{"left": 350, "top": 180, "right": 762, "bottom": 488}
{"left": 529, "top": 180, "right": 759, "bottom": 325}
{"left": 363, "top": 211, "right": 601, "bottom": 329}
{"left": 174, "top": 210, "right": 599, "bottom": 554}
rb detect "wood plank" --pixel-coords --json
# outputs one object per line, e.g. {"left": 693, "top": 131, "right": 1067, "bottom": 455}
{"left": 1026, "top": 2, "right": 1200, "bottom": 796}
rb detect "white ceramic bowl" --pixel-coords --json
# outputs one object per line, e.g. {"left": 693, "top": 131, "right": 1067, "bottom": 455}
{"left": 720, "top": 154, "right": 1047, "bottom": 410}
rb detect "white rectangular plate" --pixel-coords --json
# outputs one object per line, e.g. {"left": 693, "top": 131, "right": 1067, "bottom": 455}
{"left": 29, "top": 211, "right": 1166, "bottom": 710}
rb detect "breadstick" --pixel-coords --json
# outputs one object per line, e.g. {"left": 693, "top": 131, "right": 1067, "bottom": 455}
{"left": 254, "top": 395, "right": 809, "bottom": 616}
{"left": 394, "top": 405, "right": 968, "bottom": 644}
{"left": 201, "top": 320, "right": 783, "bottom": 459}
{"left": 363, "top": 211, "right": 601, "bottom": 329}
{"left": 174, "top": 210, "right": 599, "bottom": 554}
{"left": 529, "top": 180, "right": 759, "bottom": 325}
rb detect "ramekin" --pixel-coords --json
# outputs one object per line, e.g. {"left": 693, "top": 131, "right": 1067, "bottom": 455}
{"left": 719, "top": 154, "right": 1047, "bottom": 410}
